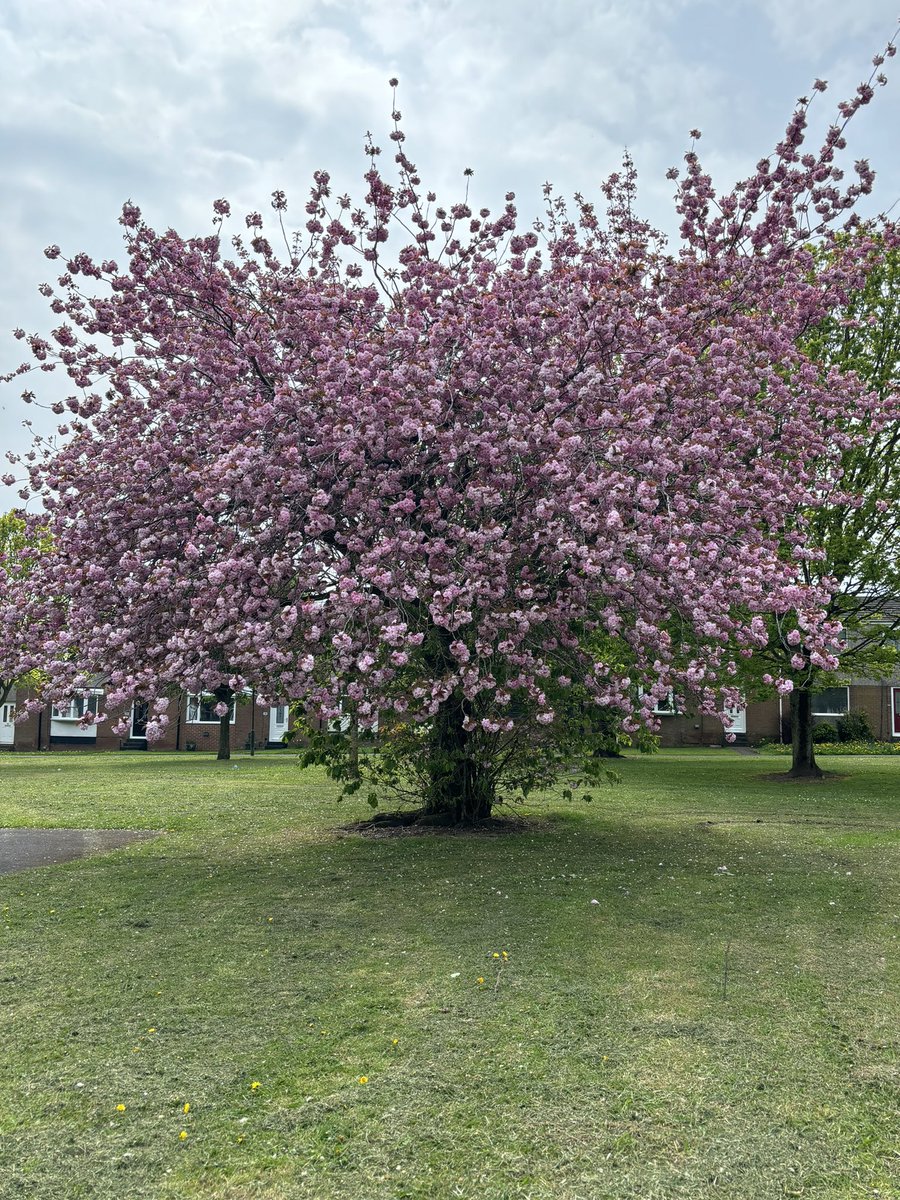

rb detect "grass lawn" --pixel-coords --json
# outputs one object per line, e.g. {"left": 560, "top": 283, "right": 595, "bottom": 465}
{"left": 0, "top": 748, "right": 897, "bottom": 1200}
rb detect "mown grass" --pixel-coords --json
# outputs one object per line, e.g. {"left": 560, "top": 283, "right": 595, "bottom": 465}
{"left": 0, "top": 748, "right": 897, "bottom": 1199}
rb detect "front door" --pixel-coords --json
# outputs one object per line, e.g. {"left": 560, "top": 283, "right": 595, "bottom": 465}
{"left": 131, "top": 702, "right": 149, "bottom": 740}
{"left": 725, "top": 705, "right": 747, "bottom": 735}
{"left": 268, "top": 704, "right": 289, "bottom": 746}
{"left": 0, "top": 697, "right": 15, "bottom": 746}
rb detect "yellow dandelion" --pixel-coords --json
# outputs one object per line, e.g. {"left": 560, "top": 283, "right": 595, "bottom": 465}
{"left": 147, "top": 1027, "right": 156, "bottom": 1034}
{"left": 391, "top": 1038, "right": 399, "bottom": 1046}
{"left": 358, "top": 1075, "right": 368, "bottom": 1085}
{"left": 116, "top": 1104, "right": 126, "bottom": 1112}
{"left": 501, "top": 951, "right": 509, "bottom": 960}
{"left": 477, "top": 976, "right": 485, "bottom": 985}
{"left": 250, "top": 1081, "right": 261, "bottom": 1090}
{"left": 183, "top": 1102, "right": 190, "bottom": 1114}
{"left": 492, "top": 953, "right": 500, "bottom": 959}
{"left": 179, "top": 1130, "right": 188, "bottom": 1140}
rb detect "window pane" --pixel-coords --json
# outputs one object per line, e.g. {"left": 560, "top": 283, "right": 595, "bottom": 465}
{"left": 187, "top": 693, "right": 235, "bottom": 723}
{"left": 811, "top": 687, "right": 849, "bottom": 715}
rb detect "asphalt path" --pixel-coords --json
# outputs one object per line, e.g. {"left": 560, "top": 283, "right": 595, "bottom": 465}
{"left": 0, "top": 828, "right": 160, "bottom": 874}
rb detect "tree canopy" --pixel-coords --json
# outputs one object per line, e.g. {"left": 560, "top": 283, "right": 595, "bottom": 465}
{"left": 740, "top": 231, "right": 900, "bottom": 776}
{"left": 0, "top": 511, "right": 51, "bottom": 708}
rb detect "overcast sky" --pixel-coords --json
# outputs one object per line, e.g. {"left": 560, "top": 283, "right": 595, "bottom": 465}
{"left": 1, "top": 0, "right": 898, "bottom": 511}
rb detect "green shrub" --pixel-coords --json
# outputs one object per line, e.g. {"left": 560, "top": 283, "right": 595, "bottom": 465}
{"left": 762, "top": 740, "right": 900, "bottom": 755}
{"left": 837, "top": 708, "right": 875, "bottom": 743}
{"left": 813, "top": 722, "right": 840, "bottom": 744}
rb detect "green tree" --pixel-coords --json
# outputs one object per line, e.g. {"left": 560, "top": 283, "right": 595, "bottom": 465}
{"left": 0, "top": 512, "right": 51, "bottom": 708}
{"left": 747, "top": 234, "right": 900, "bottom": 777}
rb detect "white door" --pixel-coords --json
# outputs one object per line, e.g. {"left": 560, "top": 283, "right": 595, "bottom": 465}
{"left": 0, "top": 698, "right": 16, "bottom": 746}
{"left": 725, "top": 705, "right": 747, "bottom": 734}
{"left": 130, "top": 701, "right": 149, "bottom": 740}
{"left": 268, "top": 705, "right": 289, "bottom": 745}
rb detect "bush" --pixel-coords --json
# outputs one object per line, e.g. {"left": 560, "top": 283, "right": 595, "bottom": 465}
{"left": 761, "top": 740, "right": 900, "bottom": 755}
{"left": 837, "top": 708, "right": 875, "bottom": 743}
{"left": 813, "top": 722, "right": 840, "bottom": 743}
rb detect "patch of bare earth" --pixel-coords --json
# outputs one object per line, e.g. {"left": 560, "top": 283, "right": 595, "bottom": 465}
{"left": 339, "top": 810, "right": 540, "bottom": 837}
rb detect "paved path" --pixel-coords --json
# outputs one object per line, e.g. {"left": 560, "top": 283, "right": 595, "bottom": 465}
{"left": 0, "top": 828, "right": 160, "bottom": 875}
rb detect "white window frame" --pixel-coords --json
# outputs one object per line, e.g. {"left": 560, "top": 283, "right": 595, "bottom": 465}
{"left": 186, "top": 693, "right": 236, "bottom": 724}
{"left": 652, "top": 689, "right": 677, "bottom": 716}
{"left": 891, "top": 686, "right": 900, "bottom": 739}
{"left": 811, "top": 686, "right": 850, "bottom": 717}
{"left": 52, "top": 692, "right": 102, "bottom": 721}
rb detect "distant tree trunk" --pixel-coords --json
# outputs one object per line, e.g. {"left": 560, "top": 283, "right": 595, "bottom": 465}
{"left": 216, "top": 685, "right": 233, "bottom": 761}
{"left": 347, "top": 715, "right": 360, "bottom": 779}
{"left": 788, "top": 688, "right": 822, "bottom": 778}
{"left": 423, "top": 693, "right": 493, "bottom": 822}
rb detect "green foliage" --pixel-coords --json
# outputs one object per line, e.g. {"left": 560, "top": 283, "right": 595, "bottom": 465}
{"left": 0, "top": 511, "right": 52, "bottom": 705}
{"left": 802, "top": 235, "right": 900, "bottom": 670}
{"left": 0, "top": 510, "right": 51, "bottom": 575}
{"left": 812, "top": 721, "right": 840, "bottom": 743}
{"left": 738, "top": 234, "right": 900, "bottom": 776}
{"left": 836, "top": 707, "right": 875, "bottom": 742}
{"left": 298, "top": 707, "right": 624, "bottom": 816}
{"left": 762, "top": 738, "right": 900, "bottom": 755}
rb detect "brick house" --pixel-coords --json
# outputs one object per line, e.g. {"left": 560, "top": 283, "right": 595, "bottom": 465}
{"left": 653, "top": 676, "right": 900, "bottom": 747}
{"left": 3, "top": 677, "right": 898, "bottom": 753}
{"left": 0, "top": 689, "right": 292, "bottom": 752}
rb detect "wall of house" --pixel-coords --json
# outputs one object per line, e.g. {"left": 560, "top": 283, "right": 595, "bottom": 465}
{"left": 849, "top": 682, "right": 900, "bottom": 741}
{"left": 654, "top": 683, "right": 900, "bottom": 748}
{"left": 7, "top": 682, "right": 899, "bottom": 752}
{"left": 5, "top": 692, "right": 294, "bottom": 752}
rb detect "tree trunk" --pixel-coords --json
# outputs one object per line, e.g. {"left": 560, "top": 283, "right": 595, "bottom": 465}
{"left": 215, "top": 685, "right": 233, "bottom": 761}
{"left": 423, "top": 694, "right": 493, "bottom": 822}
{"left": 347, "top": 715, "right": 360, "bottom": 780}
{"left": 788, "top": 687, "right": 822, "bottom": 778}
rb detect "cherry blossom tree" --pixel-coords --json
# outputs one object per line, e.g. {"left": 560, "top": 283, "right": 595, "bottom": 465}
{"left": 3, "top": 44, "right": 897, "bottom": 819}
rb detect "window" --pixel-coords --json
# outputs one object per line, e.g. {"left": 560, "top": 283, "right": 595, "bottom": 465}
{"left": 811, "top": 687, "right": 850, "bottom": 716}
{"left": 892, "top": 687, "right": 900, "bottom": 738}
{"left": 274, "top": 705, "right": 287, "bottom": 724}
{"left": 52, "top": 693, "right": 102, "bottom": 721}
{"left": 186, "top": 693, "right": 236, "bottom": 724}
{"left": 637, "top": 685, "right": 678, "bottom": 716}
